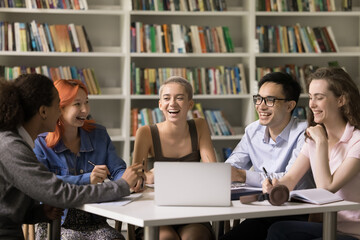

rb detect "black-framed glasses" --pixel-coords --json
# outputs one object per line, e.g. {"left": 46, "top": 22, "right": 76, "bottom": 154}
{"left": 252, "top": 95, "right": 288, "bottom": 107}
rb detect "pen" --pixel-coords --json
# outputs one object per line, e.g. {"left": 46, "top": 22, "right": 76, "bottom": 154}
{"left": 262, "top": 167, "right": 272, "bottom": 185}
{"left": 88, "top": 160, "right": 114, "bottom": 180}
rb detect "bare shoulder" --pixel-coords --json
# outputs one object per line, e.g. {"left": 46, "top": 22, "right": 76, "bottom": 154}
{"left": 193, "top": 118, "right": 208, "bottom": 130}
{"left": 133, "top": 125, "right": 154, "bottom": 159}
{"left": 135, "top": 125, "right": 152, "bottom": 141}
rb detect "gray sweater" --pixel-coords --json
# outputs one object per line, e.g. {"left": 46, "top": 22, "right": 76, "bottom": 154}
{"left": 0, "top": 130, "right": 130, "bottom": 239}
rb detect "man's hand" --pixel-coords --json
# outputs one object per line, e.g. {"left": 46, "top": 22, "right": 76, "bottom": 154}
{"left": 43, "top": 204, "right": 63, "bottom": 220}
{"left": 231, "top": 167, "right": 246, "bottom": 182}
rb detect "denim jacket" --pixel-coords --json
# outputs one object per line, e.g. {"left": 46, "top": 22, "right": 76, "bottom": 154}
{"left": 33, "top": 124, "right": 127, "bottom": 224}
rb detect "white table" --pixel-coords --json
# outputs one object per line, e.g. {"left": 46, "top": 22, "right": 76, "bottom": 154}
{"left": 76, "top": 191, "right": 360, "bottom": 240}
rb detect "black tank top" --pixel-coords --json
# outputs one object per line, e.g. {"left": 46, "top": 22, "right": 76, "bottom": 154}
{"left": 148, "top": 119, "right": 201, "bottom": 163}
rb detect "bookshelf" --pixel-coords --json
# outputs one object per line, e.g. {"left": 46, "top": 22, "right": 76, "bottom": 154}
{"left": 129, "top": 0, "right": 254, "bottom": 162}
{"left": 2, "top": 0, "right": 360, "bottom": 163}
{"left": 0, "top": 0, "right": 131, "bottom": 160}
{"left": 255, "top": 0, "right": 360, "bottom": 123}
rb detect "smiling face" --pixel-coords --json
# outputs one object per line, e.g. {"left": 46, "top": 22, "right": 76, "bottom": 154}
{"left": 159, "top": 82, "right": 194, "bottom": 122}
{"left": 309, "top": 79, "right": 343, "bottom": 125}
{"left": 256, "top": 82, "right": 294, "bottom": 131}
{"left": 60, "top": 88, "right": 89, "bottom": 129}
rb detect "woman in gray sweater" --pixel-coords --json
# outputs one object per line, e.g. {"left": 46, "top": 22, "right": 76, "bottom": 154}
{"left": 0, "top": 74, "right": 144, "bottom": 239}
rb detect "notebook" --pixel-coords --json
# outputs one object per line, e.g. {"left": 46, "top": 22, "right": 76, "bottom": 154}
{"left": 290, "top": 188, "right": 343, "bottom": 205}
{"left": 154, "top": 162, "right": 231, "bottom": 206}
{"left": 231, "top": 184, "right": 263, "bottom": 200}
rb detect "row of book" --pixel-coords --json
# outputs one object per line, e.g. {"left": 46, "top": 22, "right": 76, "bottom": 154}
{"left": 131, "top": 22, "right": 234, "bottom": 53}
{"left": 256, "top": 24, "right": 339, "bottom": 53}
{"left": 131, "top": 64, "right": 247, "bottom": 95}
{"left": 256, "top": 61, "right": 340, "bottom": 93}
{"left": 0, "top": 20, "right": 93, "bottom": 52}
{"left": 131, "top": 103, "right": 234, "bottom": 136}
{"left": 257, "top": 0, "right": 337, "bottom": 12}
{"left": 0, "top": 0, "right": 88, "bottom": 9}
{"left": 0, "top": 65, "right": 100, "bottom": 94}
{"left": 132, "top": 0, "right": 227, "bottom": 11}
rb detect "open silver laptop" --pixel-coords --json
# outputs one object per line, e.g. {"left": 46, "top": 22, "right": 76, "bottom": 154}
{"left": 154, "top": 162, "right": 231, "bottom": 206}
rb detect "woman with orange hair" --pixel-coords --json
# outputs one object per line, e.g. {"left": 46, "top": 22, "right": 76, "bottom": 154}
{"left": 34, "top": 79, "right": 127, "bottom": 240}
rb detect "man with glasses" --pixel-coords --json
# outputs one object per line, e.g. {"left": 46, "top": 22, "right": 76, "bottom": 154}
{"left": 222, "top": 72, "right": 315, "bottom": 240}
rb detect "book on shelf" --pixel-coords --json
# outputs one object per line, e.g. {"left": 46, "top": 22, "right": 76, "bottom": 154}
{"left": 75, "top": 25, "right": 89, "bottom": 52}
{"left": 215, "top": 26, "right": 227, "bottom": 53}
{"left": 290, "top": 188, "right": 343, "bottom": 205}
{"left": 131, "top": 0, "right": 227, "bottom": 11}
{"left": 38, "top": 24, "right": 49, "bottom": 52}
{"left": 341, "top": 0, "right": 352, "bottom": 11}
{"left": 131, "top": 64, "right": 247, "bottom": 95}
{"left": 1, "top": 64, "right": 101, "bottom": 95}
{"left": 68, "top": 23, "right": 80, "bottom": 52}
{"left": 130, "top": 22, "right": 235, "bottom": 54}
{"left": 2, "top": 0, "right": 88, "bottom": 9}
{"left": 55, "top": 24, "right": 72, "bottom": 52}
{"left": 257, "top": 23, "right": 339, "bottom": 53}
{"left": 49, "top": 24, "right": 61, "bottom": 52}
{"left": 222, "top": 26, "right": 234, "bottom": 53}
{"left": 1, "top": 20, "right": 93, "bottom": 53}
{"left": 257, "top": 0, "right": 336, "bottom": 12}
{"left": 198, "top": 26, "right": 207, "bottom": 53}
{"left": 81, "top": 25, "right": 92, "bottom": 52}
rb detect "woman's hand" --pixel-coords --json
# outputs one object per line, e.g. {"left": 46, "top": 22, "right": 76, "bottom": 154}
{"left": 306, "top": 125, "right": 327, "bottom": 143}
{"left": 145, "top": 169, "right": 154, "bottom": 184}
{"left": 43, "top": 204, "right": 63, "bottom": 220}
{"left": 90, "top": 165, "right": 110, "bottom": 184}
{"left": 122, "top": 163, "right": 145, "bottom": 188}
{"left": 262, "top": 178, "right": 280, "bottom": 193}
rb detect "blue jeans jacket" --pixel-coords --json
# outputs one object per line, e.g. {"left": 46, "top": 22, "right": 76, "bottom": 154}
{"left": 34, "top": 123, "right": 127, "bottom": 224}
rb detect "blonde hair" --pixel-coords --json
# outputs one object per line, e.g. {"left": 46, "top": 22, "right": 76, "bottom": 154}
{"left": 158, "top": 76, "right": 193, "bottom": 100}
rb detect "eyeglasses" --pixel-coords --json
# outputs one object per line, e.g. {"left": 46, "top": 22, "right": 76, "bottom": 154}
{"left": 252, "top": 95, "right": 288, "bottom": 107}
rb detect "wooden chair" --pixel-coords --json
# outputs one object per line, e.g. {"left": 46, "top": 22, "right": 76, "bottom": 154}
{"left": 22, "top": 224, "right": 35, "bottom": 240}
{"left": 114, "top": 221, "right": 136, "bottom": 240}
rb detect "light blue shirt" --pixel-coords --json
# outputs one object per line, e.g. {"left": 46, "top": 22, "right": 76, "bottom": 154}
{"left": 226, "top": 117, "right": 314, "bottom": 188}
{"left": 33, "top": 123, "right": 127, "bottom": 223}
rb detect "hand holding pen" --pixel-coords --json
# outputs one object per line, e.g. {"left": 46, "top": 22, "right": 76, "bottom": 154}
{"left": 262, "top": 167, "right": 281, "bottom": 193}
{"left": 88, "top": 160, "right": 113, "bottom": 184}
{"left": 262, "top": 167, "right": 272, "bottom": 185}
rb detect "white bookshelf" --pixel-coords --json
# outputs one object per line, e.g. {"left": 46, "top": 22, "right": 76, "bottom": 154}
{"left": 2, "top": 0, "right": 360, "bottom": 163}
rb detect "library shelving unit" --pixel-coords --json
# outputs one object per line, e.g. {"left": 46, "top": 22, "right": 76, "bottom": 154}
{"left": 0, "top": 0, "right": 131, "bottom": 161}
{"left": 255, "top": 0, "right": 360, "bottom": 110}
{"left": 3, "top": 0, "right": 360, "bottom": 163}
{"left": 129, "top": 0, "right": 255, "bottom": 162}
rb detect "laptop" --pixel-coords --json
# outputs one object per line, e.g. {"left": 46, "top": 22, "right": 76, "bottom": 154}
{"left": 154, "top": 162, "right": 231, "bottom": 206}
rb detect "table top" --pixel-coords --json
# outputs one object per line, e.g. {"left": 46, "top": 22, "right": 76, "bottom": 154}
{"left": 78, "top": 191, "right": 360, "bottom": 227}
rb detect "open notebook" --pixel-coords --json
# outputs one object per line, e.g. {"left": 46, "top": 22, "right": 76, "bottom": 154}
{"left": 154, "top": 162, "right": 231, "bottom": 206}
{"left": 290, "top": 188, "right": 343, "bottom": 205}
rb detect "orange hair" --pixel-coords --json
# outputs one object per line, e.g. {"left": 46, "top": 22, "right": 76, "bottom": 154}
{"left": 46, "top": 79, "right": 96, "bottom": 148}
